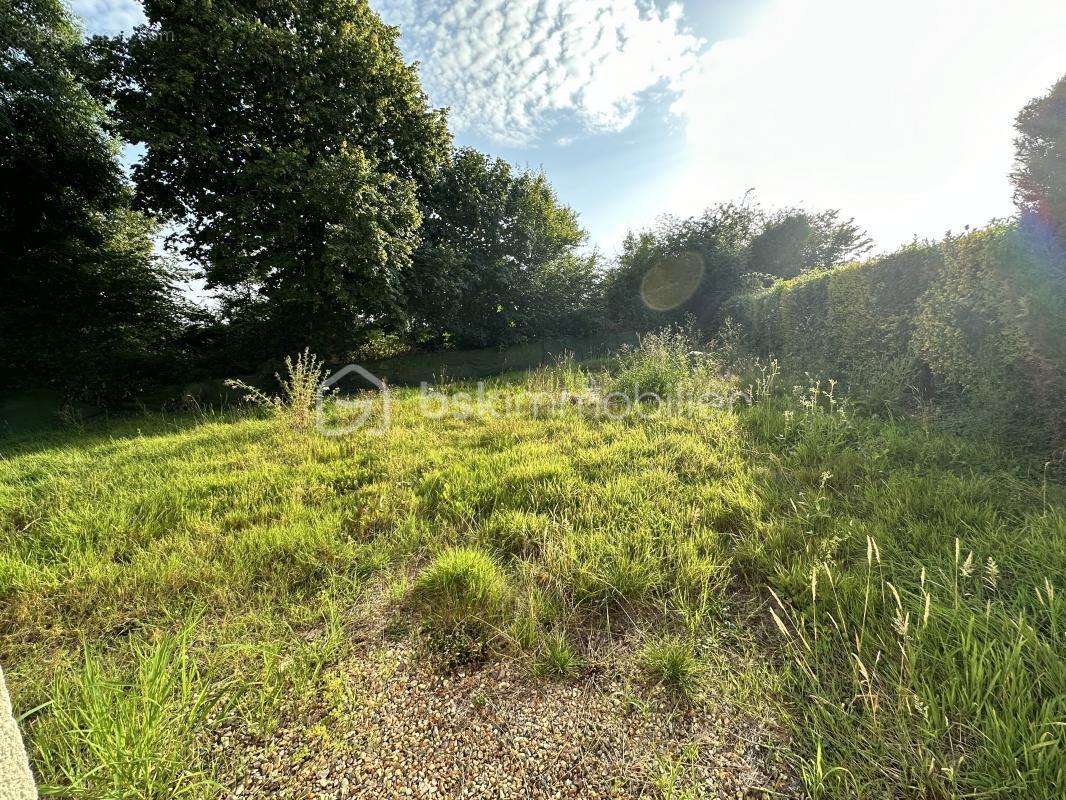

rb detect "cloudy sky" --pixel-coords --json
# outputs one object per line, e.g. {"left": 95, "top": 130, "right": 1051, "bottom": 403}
{"left": 73, "top": 0, "right": 1066, "bottom": 255}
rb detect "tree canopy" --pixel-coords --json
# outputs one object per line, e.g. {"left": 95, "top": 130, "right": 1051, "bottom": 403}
{"left": 746, "top": 208, "right": 872, "bottom": 280}
{"left": 603, "top": 203, "right": 759, "bottom": 330}
{"left": 112, "top": 0, "right": 451, "bottom": 356}
{"left": 408, "top": 148, "right": 595, "bottom": 348}
{"left": 1013, "top": 74, "right": 1066, "bottom": 248}
{"left": 1, "top": 0, "right": 181, "bottom": 399}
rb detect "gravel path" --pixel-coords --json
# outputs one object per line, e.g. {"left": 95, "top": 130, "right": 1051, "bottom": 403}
{"left": 214, "top": 637, "right": 798, "bottom": 800}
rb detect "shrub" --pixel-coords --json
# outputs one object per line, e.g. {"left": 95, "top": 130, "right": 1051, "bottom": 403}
{"left": 732, "top": 242, "right": 940, "bottom": 398}
{"left": 913, "top": 224, "right": 1066, "bottom": 446}
{"left": 1012, "top": 73, "right": 1066, "bottom": 247}
{"left": 731, "top": 226, "right": 1066, "bottom": 451}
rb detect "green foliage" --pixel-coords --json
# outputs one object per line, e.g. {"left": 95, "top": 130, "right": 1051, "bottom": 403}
{"left": 1012, "top": 73, "right": 1066, "bottom": 247}
{"left": 914, "top": 224, "right": 1066, "bottom": 445}
{"left": 601, "top": 325, "right": 727, "bottom": 400}
{"left": 603, "top": 202, "right": 758, "bottom": 331}
{"left": 410, "top": 546, "right": 511, "bottom": 625}
{"left": 409, "top": 147, "right": 596, "bottom": 348}
{"left": 531, "top": 630, "right": 582, "bottom": 679}
{"left": 225, "top": 349, "right": 328, "bottom": 430}
{"left": 602, "top": 201, "right": 869, "bottom": 333}
{"left": 0, "top": 0, "right": 183, "bottom": 401}
{"left": 771, "top": 541, "right": 1065, "bottom": 799}
{"left": 732, "top": 227, "right": 1066, "bottom": 448}
{"left": 113, "top": 0, "right": 451, "bottom": 356}
{"left": 734, "top": 241, "right": 939, "bottom": 396}
{"left": 746, "top": 208, "right": 872, "bottom": 279}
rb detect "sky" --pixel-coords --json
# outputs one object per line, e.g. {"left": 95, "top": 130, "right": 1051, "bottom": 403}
{"left": 72, "top": 0, "right": 1066, "bottom": 257}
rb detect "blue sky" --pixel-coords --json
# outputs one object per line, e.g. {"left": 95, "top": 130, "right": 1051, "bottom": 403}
{"left": 73, "top": 0, "right": 1066, "bottom": 257}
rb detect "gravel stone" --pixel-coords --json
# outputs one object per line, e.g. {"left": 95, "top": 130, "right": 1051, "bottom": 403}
{"left": 209, "top": 637, "right": 799, "bottom": 799}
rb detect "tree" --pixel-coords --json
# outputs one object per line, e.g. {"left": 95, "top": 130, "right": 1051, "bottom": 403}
{"left": 603, "top": 203, "right": 759, "bottom": 331}
{"left": 0, "top": 0, "right": 182, "bottom": 400}
{"left": 1013, "top": 74, "right": 1066, "bottom": 248}
{"left": 746, "top": 208, "right": 872, "bottom": 280}
{"left": 113, "top": 0, "right": 451, "bottom": 358}
{"left": 408, "top": 148, "right": 594, "bottom": 348}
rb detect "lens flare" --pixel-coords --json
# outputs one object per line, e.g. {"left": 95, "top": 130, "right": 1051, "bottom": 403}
{"left": 639, "top": 251, "right": 704, "bottom": 310}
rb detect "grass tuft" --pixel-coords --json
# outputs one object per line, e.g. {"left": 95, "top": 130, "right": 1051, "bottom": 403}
{"left": 410, "top": 546, "right": 511, "bottom": 625}
{"left": 531, "top": 630, "right": 582, "bottom": 679}
{"left": 640, "top": 637, "right": 704, "bottom": 698}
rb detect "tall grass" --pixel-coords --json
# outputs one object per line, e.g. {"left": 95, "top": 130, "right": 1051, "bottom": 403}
{"left": 31, "top": 626, "right": 237, "bottom": 799}
{"left": 1, "top": 333, "right": 1063, "bottom": 797}
{"left": 600, "top": 325, "right": 729, "bottom": 401}
{"left": 769, "top": 539, "right": 1064, "bottom": 797}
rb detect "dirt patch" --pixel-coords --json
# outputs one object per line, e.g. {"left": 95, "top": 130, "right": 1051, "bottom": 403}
{"left": 212, "top": 637, "right": 798, "bottom": 799}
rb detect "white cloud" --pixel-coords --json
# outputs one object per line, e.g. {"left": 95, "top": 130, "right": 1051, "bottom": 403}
{"left": 374, "top": 0, "right": 705, "bottom": 145}
{"left": 667, "top": 0, "right": 1066, "bottom": 249}
{"left": 69, "top": 0, "right": 144, "bottom": 36}
{"left": 71, "top": 1, "right": 707, "bottom": 145}
{"left": 66, "top": 0, "right": 1066, "bottom": 252}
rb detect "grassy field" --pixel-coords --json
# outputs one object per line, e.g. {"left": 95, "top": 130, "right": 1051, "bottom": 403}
{"left": 1, "top": 339, "right": 1063, "bottom": 798}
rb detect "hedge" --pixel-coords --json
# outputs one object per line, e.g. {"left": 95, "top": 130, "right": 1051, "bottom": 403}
{"left": 731, "top": 223, "right": 1066, "bottom": 452}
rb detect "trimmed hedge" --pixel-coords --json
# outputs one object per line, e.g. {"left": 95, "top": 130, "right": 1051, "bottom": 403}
{"left": 731, "top": 224, "right": 1066, "bottom": 451}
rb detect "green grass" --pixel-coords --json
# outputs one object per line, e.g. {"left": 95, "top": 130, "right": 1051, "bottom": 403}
{"left": 639, "top": 637, "right": 704, "bottom": 698}
{"left": 1, "top": 342, "right": 1063, "bottom": 798}
{"left": 409, "top": 545, "right": 512, "bottom": 625}
{"left": 531, "top": 630, "right": 582, "bottom": 679}
{"left": 32, "top": 624, "right": 237, "bottom": 799}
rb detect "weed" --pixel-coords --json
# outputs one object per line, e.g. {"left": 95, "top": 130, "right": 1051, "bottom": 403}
{"left": 640, "top": 637, "right": 704, "bottom": 698}
{"left": 225, "top": 349, "right": 327, "bottom": 430}
{"left": 531, "top": 630, "right": 582, "bottom": 679}
{"left": 602, "top": 325, "right": 722, "bottom": 402}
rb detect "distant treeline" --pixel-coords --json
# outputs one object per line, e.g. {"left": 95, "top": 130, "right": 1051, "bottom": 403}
{"left": 2, "top": 0, "right": 1064, "bottom": 453}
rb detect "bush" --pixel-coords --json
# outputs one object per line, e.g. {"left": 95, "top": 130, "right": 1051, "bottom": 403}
{"left": 733, "top": 243, "right": 940, "bottom": 400}
{"left": 914, "top": 224, "right": 1066, "bottom": 446}
{"left": 1012, "top": 73, "right": 1066, "bottom": 248}
{"left": 731, "top": 226, "right": 1066, "bottom": 451}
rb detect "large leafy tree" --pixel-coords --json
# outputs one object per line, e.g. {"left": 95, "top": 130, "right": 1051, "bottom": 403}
{"left": 113, "top": 0, "right": 451, "bottom": 357}
{"left": 1013, "top": 73, "right": 1066, "bottom": 248}
{"left": 746, "top": 208, "right": 872, "bottom": 280}
{"left": 409, "top": 148, "right": 594, "bottom": 348}
{"left": 1, "top": 0, "right": 181, "bottom": 400}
